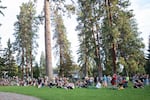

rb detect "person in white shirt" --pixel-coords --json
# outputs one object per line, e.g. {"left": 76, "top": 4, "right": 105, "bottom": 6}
{"left": 96, "top": 81, "right": 101, "bottom": 88}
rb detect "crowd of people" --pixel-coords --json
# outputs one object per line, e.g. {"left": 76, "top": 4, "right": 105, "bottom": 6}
{"left": 132, "top": 74, "right": 149, "bottom": 88}
{"left": 0, "top": 74, "right": 149, "bottom": 90}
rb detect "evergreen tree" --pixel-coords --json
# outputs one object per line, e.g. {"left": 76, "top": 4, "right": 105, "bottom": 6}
{"left": 3, "top": 39, "right": 17, "bottom": 77}
{"left": 0, "top": 57, "right": 5, "bottom": 77}
{"left": 13, "top": 0, "right": 39, "bottom": 79}
{"left": 39, "top": 51, "right": 46, "bottom": 76}
{"left": 119, "top": 18, "right": 145, "bottom": 75}
{"left": 33, "top": 62, "right": 40, "bottom": 79}
{"left": 44, "top": 0, "right": 53, "bottom": 80}
{"left": 0, "top": 37, "right": 4, "bottom": 77}
{"left": 145, "top": 35, "right": 150, "bottom": 75}
{"left": 53, "top": 10, "right": 73, "bottom": 77}
{"left": 44, "top": 0, "right": 75, "bottom": 80}
{"left": 76, "top": 0, "right": 145, "bottom": 77}
{"left": 101, "top": 0, "right": 145, "bottom": 75}
{"left": 76, "top": 0, "right": 103, "bottom": 79}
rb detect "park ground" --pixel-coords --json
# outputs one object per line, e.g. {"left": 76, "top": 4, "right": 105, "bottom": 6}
{"left": 0, "top": 85, "right": 150, "bottom": 100}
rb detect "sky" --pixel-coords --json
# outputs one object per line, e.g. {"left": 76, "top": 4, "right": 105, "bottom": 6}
{"left": 0, "top": 0, "right": 150, "bottom": 66}
{"left": 130, "top": 0, "right": 150, "bottom": 50}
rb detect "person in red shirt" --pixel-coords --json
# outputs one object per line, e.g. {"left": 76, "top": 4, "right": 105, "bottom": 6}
{"left": 111, "top": 74, "right": 117, "bottom": 86}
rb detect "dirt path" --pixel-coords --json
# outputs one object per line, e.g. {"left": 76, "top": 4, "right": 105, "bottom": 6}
{"left": 0, "top": 92, "right": 41, "bottom": 100}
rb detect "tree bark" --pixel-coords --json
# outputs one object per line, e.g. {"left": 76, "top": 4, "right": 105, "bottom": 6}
{"left": 106, "top": 0, "right": 117, "bottom": 74}
{"left": 44, "top": 0, "right": 53, "bottom": 80}
{"left": 92, "top": 25, "right": 102, "bottom": 81}
{"left": 21, "top": 48, "right": 25, "bottom": 80}
{"left": 112, "top": 43, "right": 116, "bottom": 74}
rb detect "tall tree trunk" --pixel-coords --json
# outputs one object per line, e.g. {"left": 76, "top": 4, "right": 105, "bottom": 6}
{"left": 96, "top": 31, "right": 103, "bottom": 80}
{"left": 106, "top": 0, "right": 117, "bottom": 74}
{"left": 59, "top": 44, "right": 63, "bottom": 77}
{"left": 21, "top": 48, "right": 25, "bottom": 80}
{"left": 26, "top": 54, "right": 29, "bottom": 78}
{"left": 85, "top": 58, "right": 88, "bottom": 77}
{"left": 84, "top": 49, "right": 88, "bottom": 77}
{"left": 112, "top": 43, "right": 116, "bottom": 74}
{"left": 44, "top": 0, "right": 53, "bottom": 80}
{"left": 30, "top": 48, "right": 33, "bottom": 78}
{"left": 92, "top": 1, "right": 103, "bottom": 80}
{"left": 92, "top": 26, "right": 102, "bottom": 81}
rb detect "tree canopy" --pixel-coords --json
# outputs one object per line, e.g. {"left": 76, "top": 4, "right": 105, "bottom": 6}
{"left": 0, "top": 0, "right": 148, "bottom": 79}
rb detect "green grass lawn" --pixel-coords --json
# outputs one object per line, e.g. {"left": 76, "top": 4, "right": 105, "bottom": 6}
{"left": 0, "top": 86, "right": 150, "bottom": 100}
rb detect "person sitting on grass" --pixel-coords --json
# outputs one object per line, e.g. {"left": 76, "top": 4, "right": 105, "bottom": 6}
{"left": 122, "top": 77, "right": 128, "bottom": 88}
{"left": 133, "top": 79, "right": 144, "bottom": 88}
{"left": 65, "top": 82, "right": 75, "bottom": 89}
{"left": 96, "top": 81, "right": 102, "bottom": 89}
{"left": 118, "top": 78, "right": 128, "bottom": 90}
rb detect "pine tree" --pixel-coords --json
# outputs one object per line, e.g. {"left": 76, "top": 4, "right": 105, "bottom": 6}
{"left": 101, "top": 0, "right": 145, "bottom": 75}
{"left": 13, "top": 0, "right": 39, "bottom": 79}
{"left": 3, "top": 39, "right": 17, "bottom": 77}
{"left": 53, "top": 10, "right": 73, "bottom": 77}
{"left": 44, "top": 0, "right": 53, "bottom": 80}
{"left": 33, "top": 62, "right": 40, "bottom": 79}
{"left": 76, "top": 0, "right": 103, "bottom": 79}
{"left": 0, "top": 38, "right": 5, "bottom": 77}
{"left": 145, "top": 35, "right": 150, "bottom": 75}
{"left": 39, "top": 51, "right": 46, "bottom": 77}
{"left": 44, "top": 0, "right": 75, "bottom": 80}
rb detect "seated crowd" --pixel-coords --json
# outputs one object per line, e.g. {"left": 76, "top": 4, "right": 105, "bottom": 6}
{"left": 0, "top": 74, "right": 149, "bottom": 90}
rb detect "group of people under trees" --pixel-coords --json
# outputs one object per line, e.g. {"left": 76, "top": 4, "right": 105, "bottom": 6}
{"left": 0, "top": 73, "right": 149, "bottom": 90}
